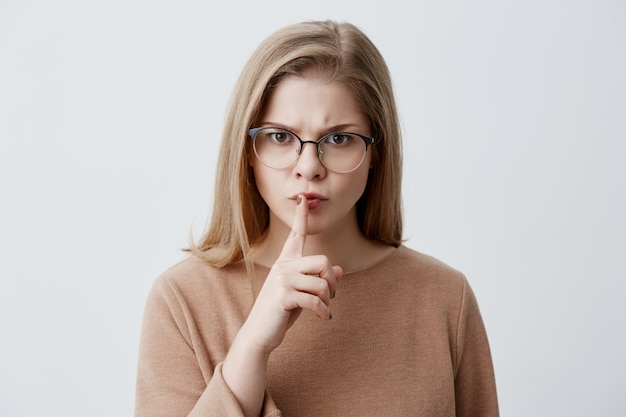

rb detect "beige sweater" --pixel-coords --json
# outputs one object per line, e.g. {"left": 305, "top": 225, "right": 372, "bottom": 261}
{"left": 135, "top": 245, "right": 498, "bottom": 416}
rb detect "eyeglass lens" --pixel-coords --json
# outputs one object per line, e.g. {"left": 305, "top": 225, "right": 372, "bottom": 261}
{"left": 252, "top": 127, "right": 368, "bottom": 173}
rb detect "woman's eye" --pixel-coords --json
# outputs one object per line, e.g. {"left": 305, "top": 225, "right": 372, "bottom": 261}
{"left": 268, "top": 131, "right": 291, "bottom": 143}
{"left": 326, "top": 134, "right": 353, "bottom": 145}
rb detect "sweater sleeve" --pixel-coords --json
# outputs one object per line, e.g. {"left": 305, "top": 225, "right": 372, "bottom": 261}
{"left": 134, "top": 277, "right": 282, "bottom": 417}
{"left": 453, "top": 278, "right": 499, "bottom": 417}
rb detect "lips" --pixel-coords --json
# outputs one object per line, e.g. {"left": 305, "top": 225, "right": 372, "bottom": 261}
{"left": 290, "top": 192, "right": 327, "bottom": 210}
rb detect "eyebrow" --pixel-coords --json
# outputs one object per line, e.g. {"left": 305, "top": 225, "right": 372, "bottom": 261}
{"left": 259, "top": 122, "right": 363, "bottom": 134}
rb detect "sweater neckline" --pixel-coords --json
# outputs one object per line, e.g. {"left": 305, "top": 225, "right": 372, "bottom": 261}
{"left": 251, "top": 245, "right": 402, "bottom": 276}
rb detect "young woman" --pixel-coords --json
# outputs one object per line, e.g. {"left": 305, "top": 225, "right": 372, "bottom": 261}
{"left": 135, "top": 20, "right": 498, "bottom": 417}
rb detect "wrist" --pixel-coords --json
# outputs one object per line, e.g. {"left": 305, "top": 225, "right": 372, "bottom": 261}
{"left": 222, "top": 327, "right": 270, "bottom": 417}
{"left": 228, "top": 326, "right": 272, "bottom": 366}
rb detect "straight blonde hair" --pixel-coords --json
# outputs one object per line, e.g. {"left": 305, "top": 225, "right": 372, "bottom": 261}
{"left": 189, "top": 21, "right": 403, "bottom": 273}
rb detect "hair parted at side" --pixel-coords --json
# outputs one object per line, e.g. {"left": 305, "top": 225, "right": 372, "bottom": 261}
{"left": 188, "top": 20, "right": 403, "bottom": 271}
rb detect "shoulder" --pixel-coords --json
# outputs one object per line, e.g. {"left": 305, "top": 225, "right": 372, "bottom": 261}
{"left": 147, "top": 255, "right": 251, "bottom": 310}
{"left": 346, "top": 245, "right": 470, "bottom": 313}
{"left": 381, "top": 245, "right": 468, "bottom": 291}
{"left": 388, "top": 247, "right": 486, "bottom": 329}
{"left": 372, "top": 245, "right": 474, "bottom": 319}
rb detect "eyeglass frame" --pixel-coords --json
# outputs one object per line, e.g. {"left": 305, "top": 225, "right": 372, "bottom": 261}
{"left": 247, "top": 126, "right": 376, "bottom": 173}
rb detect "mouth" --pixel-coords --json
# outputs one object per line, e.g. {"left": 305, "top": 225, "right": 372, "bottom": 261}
{"left": 290, "top": 193, "right": 327, "bottom": 210}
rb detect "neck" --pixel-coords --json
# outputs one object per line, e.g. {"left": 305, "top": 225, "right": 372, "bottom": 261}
{"left": 250, "top": 212, "right": 380, "bottom": 272}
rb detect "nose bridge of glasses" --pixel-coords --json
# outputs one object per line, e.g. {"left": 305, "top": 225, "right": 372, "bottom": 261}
{"left": 297, "top": 139, "right": 323, "bottom": 157}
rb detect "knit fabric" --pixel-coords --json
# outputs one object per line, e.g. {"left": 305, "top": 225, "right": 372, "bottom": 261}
{"left": 135, "top": 245, "right": 498, "bottom": 416}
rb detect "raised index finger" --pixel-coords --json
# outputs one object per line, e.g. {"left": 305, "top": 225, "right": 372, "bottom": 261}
{"left": 278, "top": 194, "right": 308, "bottom": 261}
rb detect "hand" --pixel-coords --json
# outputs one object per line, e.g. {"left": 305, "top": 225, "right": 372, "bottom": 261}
{"left": 222, "top": 195, "right": 343, "bottom": 417}
{"left": 241, "top": 194, "right": 343, "bottom": 355}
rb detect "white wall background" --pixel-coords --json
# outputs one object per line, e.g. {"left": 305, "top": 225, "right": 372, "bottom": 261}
{"left": 1, "top": 0, "right": 624, "bottom": 416}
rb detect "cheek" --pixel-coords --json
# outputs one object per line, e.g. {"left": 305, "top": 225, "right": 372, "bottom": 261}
{"left": 251, "top": 163, "right": 281, "bottom": 205}
{"left": 340, "top": 166, "right": 371, "bottom": 201}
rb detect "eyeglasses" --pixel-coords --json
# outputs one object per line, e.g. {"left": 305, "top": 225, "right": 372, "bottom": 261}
{"left": 248, "top": 126, "right": 375, "bottom": 173}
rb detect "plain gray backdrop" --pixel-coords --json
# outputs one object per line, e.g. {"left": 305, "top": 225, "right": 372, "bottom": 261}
{"left": 1, "top": 0, "right": 624, "bottom": 416}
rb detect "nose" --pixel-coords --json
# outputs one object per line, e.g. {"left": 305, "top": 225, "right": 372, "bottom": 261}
{"left": 295, "top": 141, "right": 326, "bottom": 179}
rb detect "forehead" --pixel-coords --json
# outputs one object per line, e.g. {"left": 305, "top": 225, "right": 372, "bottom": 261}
{"left": 259, "top": 75, "right": 369, "bottom": 131}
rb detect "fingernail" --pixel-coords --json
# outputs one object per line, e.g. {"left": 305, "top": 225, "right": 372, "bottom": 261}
{"left": 296, "top": 195, "right": 302, "bottom": 205}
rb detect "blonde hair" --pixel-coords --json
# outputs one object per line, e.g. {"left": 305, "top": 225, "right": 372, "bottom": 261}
{"left": 189, "top": 20, "right": 403, "bottom": 271}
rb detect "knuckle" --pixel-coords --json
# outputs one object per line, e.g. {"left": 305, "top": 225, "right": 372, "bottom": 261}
{"left": 269, "top": 269, "right": 288, "bottom": 285}
{"left": 275, "top": 285, "right": 290, "bottom": 300}
{"left": 311, "top": 296, "right": 323, "bottom": 310}
{"left": 316, "top": 254, "right": 331, "bottom": 265}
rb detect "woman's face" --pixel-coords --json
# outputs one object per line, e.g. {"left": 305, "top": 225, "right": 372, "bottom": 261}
{"left": 251, "top": 75, "right": 372, "bottom": 237}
